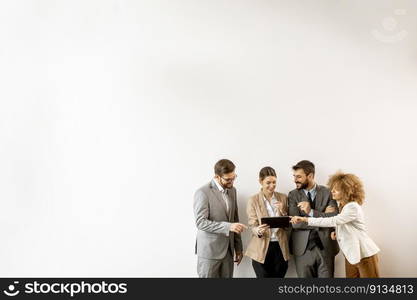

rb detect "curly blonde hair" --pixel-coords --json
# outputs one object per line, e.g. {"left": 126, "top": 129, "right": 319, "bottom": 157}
{"left": 327, "top": 172, "right": 365, "bottom": 205}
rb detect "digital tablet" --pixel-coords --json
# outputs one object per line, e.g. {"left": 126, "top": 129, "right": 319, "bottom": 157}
{"left": 260, "top": 216, "right": 290, "bottom": 228}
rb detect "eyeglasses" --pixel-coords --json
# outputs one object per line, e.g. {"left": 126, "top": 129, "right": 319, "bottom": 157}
{"left": 220, "top": 174, "right": 237, "bottom": 183}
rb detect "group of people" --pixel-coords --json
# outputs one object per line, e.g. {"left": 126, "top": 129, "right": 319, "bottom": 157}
{"left": 193, "top": 159, "right": 380, "bottom": 278}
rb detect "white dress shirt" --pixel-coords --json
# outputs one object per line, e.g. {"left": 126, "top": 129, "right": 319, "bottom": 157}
{"left": 213, "top": 179, "right": 230, "bottom": 215}
{"left": 263, "top": 194, "right": 280, "bottom": 242}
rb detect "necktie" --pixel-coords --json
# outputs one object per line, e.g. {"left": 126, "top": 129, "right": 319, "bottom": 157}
{"left": 308, "top": 191, "right": 315, "bottom": 209}
{"left": 306, "top": 190, "right": 323, "bottom": 250}
{"left": 222, "top": 189, "right": 230, "bottom": 215}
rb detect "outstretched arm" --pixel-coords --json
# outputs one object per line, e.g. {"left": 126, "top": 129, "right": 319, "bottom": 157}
{"left": 291, "top": 203, "right": 358, "bottom": 228}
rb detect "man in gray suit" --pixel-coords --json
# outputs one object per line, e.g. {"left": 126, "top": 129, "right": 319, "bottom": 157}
{"left": 288, "top": 160, "right": 339, "bottom": 278}
{"left": 193, "top": 159, "right": 246, "bottom": 278}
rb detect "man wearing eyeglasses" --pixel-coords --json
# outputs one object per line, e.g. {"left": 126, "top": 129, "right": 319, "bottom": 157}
{"left": 193, "top": 159, "right": 247, "bottom": 278}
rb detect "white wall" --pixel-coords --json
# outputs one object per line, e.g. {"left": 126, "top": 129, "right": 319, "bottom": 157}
{"left": 0, "top": 0, "right": 416, "bottom": 277}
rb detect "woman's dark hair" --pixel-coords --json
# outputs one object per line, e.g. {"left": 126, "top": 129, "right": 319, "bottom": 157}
{"left": 259, "top": 166, "right": 276, "bottom": 181}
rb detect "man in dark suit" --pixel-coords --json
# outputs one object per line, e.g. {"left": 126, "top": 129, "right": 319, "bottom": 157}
{"left": 288, "top": 160, "right": 339, "bottom": 277}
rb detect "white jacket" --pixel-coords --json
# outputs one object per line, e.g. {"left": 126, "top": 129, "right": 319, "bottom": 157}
{"left": 307, "top": 201, "right": 380, "bottom": 264}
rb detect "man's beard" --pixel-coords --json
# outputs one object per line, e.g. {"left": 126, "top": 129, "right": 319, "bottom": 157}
{"left": 296, "top": 181, "right": 309, "bottom": 190}
{"left": 222, "top": 183, "right": 233, "bottom": 190}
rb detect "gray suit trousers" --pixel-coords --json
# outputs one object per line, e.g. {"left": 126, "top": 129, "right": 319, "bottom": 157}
{"left": 197, "top": 249, "right": 234, "bottom": 278}
{"left": 294, "top": 247, "right": 335, "bottom": 278}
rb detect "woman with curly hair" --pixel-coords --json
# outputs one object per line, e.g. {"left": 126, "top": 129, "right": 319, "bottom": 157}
{"left": 290, "top": 172, "right": 380, "bottom": 278}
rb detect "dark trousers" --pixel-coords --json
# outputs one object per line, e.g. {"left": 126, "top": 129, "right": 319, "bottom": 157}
{"left": 294, "top": 246, "right": 334, "bottom": 278}
{"left": 252, "top": 241, "right": 288, "bottom": 278}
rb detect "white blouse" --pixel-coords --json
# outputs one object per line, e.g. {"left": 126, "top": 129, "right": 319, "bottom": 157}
{"left": 307, "top": 202, "right": 380, "bottom": 264}
{"left": 263, "top": 195, "right": 279, "bottom": 242}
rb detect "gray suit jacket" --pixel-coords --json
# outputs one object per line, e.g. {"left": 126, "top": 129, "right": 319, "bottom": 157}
{"left": 288, "top": 185, "right": 340, "bottom": 257}
{"left": 193, "top": 180, "right": 243, "bottom": 260}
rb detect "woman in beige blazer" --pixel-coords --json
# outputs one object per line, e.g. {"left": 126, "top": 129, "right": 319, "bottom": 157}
{"left": 245, "top": 166, "right": 290, "bottom": 278}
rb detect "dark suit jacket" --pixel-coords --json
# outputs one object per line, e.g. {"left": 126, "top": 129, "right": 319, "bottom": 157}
{"left": 288, "top": 185, "right": 340, "bottom": 256}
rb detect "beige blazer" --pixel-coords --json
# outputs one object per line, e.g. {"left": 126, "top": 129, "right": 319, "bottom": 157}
{"left": 245, "top": 191, "right": 290, "bottom": 263}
